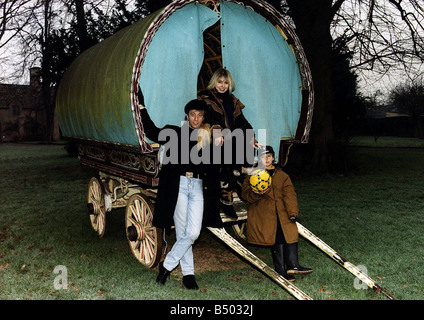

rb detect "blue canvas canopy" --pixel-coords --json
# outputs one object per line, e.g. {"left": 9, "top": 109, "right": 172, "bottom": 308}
{"left": 56, "top": 0, "right": 313, "bottom": 159}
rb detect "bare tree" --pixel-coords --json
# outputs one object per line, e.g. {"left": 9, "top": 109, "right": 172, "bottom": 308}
{"left": 269, "top": 0, "right": 424, "bottom": 173}
{"left": 0, "top": 0, "right": 39, "bottom": 82}
{"left": 334, "top": 0, "right": 424, "bottom": 92}
{"left": 0, "top": 0, "right": 36, "bottom": 48}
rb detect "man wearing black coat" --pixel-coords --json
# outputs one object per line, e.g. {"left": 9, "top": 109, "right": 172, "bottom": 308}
{"left": 138, "top": 96, "right": 221, "bottom": 290}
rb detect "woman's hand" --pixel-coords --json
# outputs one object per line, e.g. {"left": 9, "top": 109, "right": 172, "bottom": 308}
{"left": 214, "top": 136, "right": 224, "bottom": 146}
{"left": 212, "top": 128, "right": 223, "bottom": 146}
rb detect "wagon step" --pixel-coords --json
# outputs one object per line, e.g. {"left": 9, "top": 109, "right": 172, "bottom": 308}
{"left": 207, "top": 227, "right": 312, "bottom": 300}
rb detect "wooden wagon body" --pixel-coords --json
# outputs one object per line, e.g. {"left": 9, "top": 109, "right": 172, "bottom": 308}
{"left": 55, "top": 1, "right": 397, "bottom": 300}
{"left": 56, "top": 0, "right": 313, "bottom": 265}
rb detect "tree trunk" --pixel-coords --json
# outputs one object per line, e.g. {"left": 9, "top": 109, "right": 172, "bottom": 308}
{"left": 286, "top": 0, "right": 337, "bottom": 174}
{"left": 74, "top": 0, "right": 92, "bottom": 51}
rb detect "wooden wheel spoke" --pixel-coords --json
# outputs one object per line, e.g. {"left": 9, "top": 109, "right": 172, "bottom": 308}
{"left": 144, "top": 208, "right": 152, "bottom": 225}
{"left": 135, "top": 240, "right": 141, "bottom": 251}
{"left": 139, "top": 201, "right": 146, "bottom": 223}
{"left": 129, "top": 205, "right": 138, "bottom": 222}
{"left": 144, "top": 232, "right": 156, "bottom": 246}
{"left": 131, "top": 199, "right": 152, "bottom": 226}
{"left": 139, "top": 241, "right": 145, "bottom": 261}
{"left": 131, "top": 200, "right": 142, "bottom": 223}
{"left": 128, "top": 216, "right": 138, "bottom": 227}
{"left": 131, "top": 239, "right": 138, "bottom": 250}
{"left": 97, "top": 211, "right": 105, "bottom": 231}
{"left": 139, "top": 200, "right": 152, "bottom": 226}
{"left": 91, "top": 183, "right": 100, "bottom": 200}
{"left": 143, "top": 241, "right": 154, "bottom": 263}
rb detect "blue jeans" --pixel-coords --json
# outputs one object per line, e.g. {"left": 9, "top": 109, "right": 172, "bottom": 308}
{"left": 163, "top": 176, "right": 204, "bottom": 275}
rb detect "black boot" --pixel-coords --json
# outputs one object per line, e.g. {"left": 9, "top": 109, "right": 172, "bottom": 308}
{"left": 156, "top": 261, "right": 171, "bottom": 285}
{"left": 284, "top": 242, "right": 313, "bottom": 275}
{"left": 271, "top": 244, "right": 295, "bottom": 282}
{"left": 182, "top": 275, "right": 199, "bottom": 290}
{"left": 220, "top": 202, "right": 238, "bottom": 218}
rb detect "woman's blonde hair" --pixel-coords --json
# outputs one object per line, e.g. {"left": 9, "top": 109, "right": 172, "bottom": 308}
{"left": 206, "top": 68, "right": 235, "bottom": 93}
{"left": 197, "top": 123, "right": 211, "bottom": 150}
{"left": 185, "top": 113, "right": 211, "bottom": 150}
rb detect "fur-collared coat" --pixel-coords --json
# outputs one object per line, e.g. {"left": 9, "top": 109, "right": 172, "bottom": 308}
{"left": 241, "top": 167, "right": 299, "bottom": 245}
{"left": 198, "top": 89, "right": 252, "bottom": 133}
{"left": 198, "top": 89, "right": 254, "bottom": 166}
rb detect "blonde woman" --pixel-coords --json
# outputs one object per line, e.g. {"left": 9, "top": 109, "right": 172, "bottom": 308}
{"left": 198, "top": 68, "right": 255, "bottom": 217}
{"left": 199, "top": 68, "right": 252, "bottom": 133}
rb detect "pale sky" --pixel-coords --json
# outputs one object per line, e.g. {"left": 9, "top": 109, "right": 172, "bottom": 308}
{"left": 1, "top": 0, "right": 422, "bottom": 104}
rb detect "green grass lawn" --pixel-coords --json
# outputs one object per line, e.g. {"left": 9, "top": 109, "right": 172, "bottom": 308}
{"left": 1, "top": 139, "right": 423, "bottom": 301}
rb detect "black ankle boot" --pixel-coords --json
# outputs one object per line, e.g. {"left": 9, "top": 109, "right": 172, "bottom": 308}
{"left": 221, "top": 202, "right": 238, "bottom": 218}
{"left": 182, "top": 275, "right": 199, "bottom": 290}
{"left": 271, "top": 244, "right": 295, "bottom": 282}
{"left": 284, "top": 242, "right": 313, "bottom": 275}
{"left": 156, "top": 261, "right": 171, "bottom": 285}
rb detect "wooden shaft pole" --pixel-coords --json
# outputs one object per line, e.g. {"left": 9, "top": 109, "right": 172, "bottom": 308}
{"left": 208, "top": 227, "right": 313, "bottom": 300}
{"left": 296, "top": 222, "right": 396, "bottom": 300}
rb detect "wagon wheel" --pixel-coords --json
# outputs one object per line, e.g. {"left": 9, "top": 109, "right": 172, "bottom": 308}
{"left": 125, "top": 193, "right": 163, "bottom": 268}
{"left": 87, "top": 177, "right": 107, "bottom": 238}
{"left": 232, "top": 221, "right": 246, "bottom": 239}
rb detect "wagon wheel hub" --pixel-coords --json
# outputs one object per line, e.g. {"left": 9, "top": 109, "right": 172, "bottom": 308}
{"left": 87, "top": 202, "right": 102, "bottom": 216}
{"left": 127, "top": 223, "right": 146, "bottom": 241}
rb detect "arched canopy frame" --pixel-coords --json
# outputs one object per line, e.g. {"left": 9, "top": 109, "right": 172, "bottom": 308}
{"left": 56, "top": 0, "right": 314, "bottom": 156}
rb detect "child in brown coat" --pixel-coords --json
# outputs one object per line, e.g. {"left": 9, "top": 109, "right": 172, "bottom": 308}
{"left": 242, "top": 146, "right": 312, "bottom": 281}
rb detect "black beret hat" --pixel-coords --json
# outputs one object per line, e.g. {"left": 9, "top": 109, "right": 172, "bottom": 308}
{"left": 184, "top": 99, "right": 208, "bottom": 114}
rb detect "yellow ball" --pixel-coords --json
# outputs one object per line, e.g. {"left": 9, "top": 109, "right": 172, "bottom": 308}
{"left": 249, "top": 169, "right": 272, "bottom": 192}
